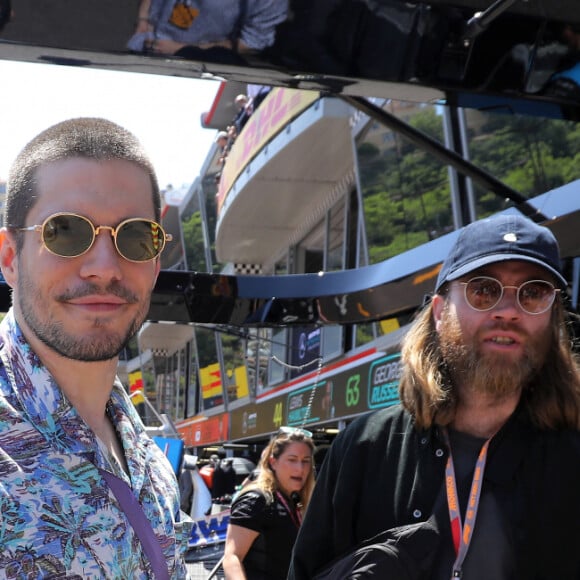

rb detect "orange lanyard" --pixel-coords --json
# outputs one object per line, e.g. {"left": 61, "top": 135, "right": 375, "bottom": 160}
{"left": 442, "top": 428, "right": 491, "bottom": 579}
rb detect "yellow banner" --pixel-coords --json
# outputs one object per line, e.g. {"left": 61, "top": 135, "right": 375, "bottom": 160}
{"left": 128, "top": 370, "right": 144, "bottom": 393}
{"left": 380, "top": 318, "right": 400, "bottom": 335}
{"left": 200, "top": 362, "right": 223, "bottom": 400}
{"left": 130, "top": 390, "right": 146, "bottom": 407}
{"left": 234, "top": 365, "right": 249, "bottom": 399}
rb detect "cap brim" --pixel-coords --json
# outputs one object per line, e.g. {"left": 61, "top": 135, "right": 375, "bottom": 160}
{"left": 443, "top": 253, "right": 567, "bottom": 289}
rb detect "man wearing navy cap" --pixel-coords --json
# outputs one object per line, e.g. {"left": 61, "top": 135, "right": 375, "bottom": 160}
{"left": 290, "top": 213, "right": 580, "bottom": 580}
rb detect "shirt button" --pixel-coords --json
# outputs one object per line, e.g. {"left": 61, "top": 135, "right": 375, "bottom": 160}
{"left": 420, "top": 437, "right": 428, "bottom": 445}
{"left": 412, "top": 509, "right": 422, "bottom": 519}
{"left": 435, "top": 448, "right": 444, "bottom": 457}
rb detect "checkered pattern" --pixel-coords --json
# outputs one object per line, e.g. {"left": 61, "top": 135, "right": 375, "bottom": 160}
{"left": 234, "top": 263, "right": 262, "bottom": 275}
{"left": 151, "top": 348, "right": 169, "bottom": 357}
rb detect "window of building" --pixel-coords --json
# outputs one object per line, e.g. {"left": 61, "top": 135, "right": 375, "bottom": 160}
{"left": 268, "top": 328, "right": 288, "bottom": 386}
{"left": 220, "top": 329, "right": 250, "bottom": 404}
{"left": 355, "top": 100, "right": 455, "bottom": 266}
{"left": 462, "top": 109, "right": 580, "bottom": 218}
{"left": 246, "top": 328, "right": 272, "bottom": 397}
{"left": 194, "top": 326, "right": 225, "bottom": 412}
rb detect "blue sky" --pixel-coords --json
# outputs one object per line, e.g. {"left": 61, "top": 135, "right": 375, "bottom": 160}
{"left": 0, "top": 59, "right": 220, "bottom": 188}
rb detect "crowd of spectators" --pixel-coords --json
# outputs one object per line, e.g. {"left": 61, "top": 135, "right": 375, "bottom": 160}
{"left": 214, "top": 84, "right": 271, "bottom": 183}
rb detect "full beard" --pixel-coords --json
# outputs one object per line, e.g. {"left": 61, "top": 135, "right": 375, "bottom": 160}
{"left": 438, "top": 308, "right": 550, "bottom": 398}
{"left": 18, "top": 274, "right": 150, "bottom": 362}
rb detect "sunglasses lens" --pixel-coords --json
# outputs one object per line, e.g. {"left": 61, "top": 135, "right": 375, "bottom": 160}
{"left": 465, "top": 277, "right": 502, "bottom": 311}
{"left": 43, "top": 214, "right": 94, "bottom": 257}
{"left": 278, "top": 426, "right": 313, "bottom": 438}
{"left": 117, "top": 219, "right": 165, "bottom": 262}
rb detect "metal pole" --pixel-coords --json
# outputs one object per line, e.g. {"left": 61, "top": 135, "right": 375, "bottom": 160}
{"left": 207, "top": 555, "right": 224, "bottom": 579}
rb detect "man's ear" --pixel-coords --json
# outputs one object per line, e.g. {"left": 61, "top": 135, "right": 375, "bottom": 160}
{"left": 0, "top": 229, "right": 18, "bottom": 288}
{"left": 431, "top": 293, "right": 445, "bottom": 332}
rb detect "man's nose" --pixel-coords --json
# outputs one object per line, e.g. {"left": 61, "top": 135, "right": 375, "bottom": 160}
{"left": 492, "top": 286, "right": 521, "bottom": 318}
{"left": 78, "top": 229, "right": 123, "bottom": 280}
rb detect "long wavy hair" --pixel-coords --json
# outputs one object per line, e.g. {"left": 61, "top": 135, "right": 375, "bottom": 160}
{"left": 241, "top": 431, "right": 316, "bottom": 514}
{"left": 399, "top": 295, "right": 580, "bottom": 430}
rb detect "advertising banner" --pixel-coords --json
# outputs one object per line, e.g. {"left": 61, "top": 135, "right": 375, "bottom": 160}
{"left": 230, "top": 348, "right": 402, "bottom": 440}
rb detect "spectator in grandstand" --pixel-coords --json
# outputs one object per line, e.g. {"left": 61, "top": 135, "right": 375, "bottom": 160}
{"left": 232, "top": 93, "right": 252, "bottom": 134}
{"left": 289, "top": 213, "right": 580, "bottom": 579}
{"left": 224, "top": 124, "right": 238, "bottom": 154}
{"left": 215, "top": 130, "right": 232, "bottom": 167}
{"left": 223, "top": 427, "right": 315, "bottom": 579}
{"left": 0, "top": 117, "right": 190, "bottom": 577}
{"left": 127, "top": 0, "right": 288, "bottom": 62}
{"left": 247, "top": 84, "right": 271, "bottom": 111}
{"left": 215, "top": 130, "right": 230, "bottom": 152}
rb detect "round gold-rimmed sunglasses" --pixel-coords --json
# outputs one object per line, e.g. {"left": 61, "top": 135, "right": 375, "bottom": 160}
{"left": 13, "top": 212, "right": 172, "bottom": 263}
{"left": 458, "top": 276, "right": 559, "bottom": 315}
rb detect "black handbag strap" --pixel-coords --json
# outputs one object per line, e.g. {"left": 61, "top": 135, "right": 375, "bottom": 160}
{"left": 98, "top": 468, "right": 171, "bottom": 580}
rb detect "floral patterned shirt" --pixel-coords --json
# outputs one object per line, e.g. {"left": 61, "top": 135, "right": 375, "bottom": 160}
{"left": 0, "top": 310, "right": 192, "bottom": 578}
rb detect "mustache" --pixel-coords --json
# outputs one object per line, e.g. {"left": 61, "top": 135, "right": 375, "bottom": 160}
{"left": 484, "top": 321, "right": 527, "bottom": 337}
{"left": 56, "top": 282, "right": 139, "bottom": 303}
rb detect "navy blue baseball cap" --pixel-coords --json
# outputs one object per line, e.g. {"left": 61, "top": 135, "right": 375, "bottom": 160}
{"left": 435, "top": 214, "right": 567, "bottom": 292}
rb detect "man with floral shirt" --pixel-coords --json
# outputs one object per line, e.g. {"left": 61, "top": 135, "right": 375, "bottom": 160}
{"left": 0, "top": 117, "right": 191, "bottom": 577}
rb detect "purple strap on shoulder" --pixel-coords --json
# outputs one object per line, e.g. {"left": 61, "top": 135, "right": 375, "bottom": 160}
{"left": 98, "top": 468, "right": 171, "bottom": 580}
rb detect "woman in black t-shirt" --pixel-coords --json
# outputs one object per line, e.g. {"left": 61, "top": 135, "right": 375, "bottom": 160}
{"left": 223, "top": 428, "right": 315, "bottom": 579}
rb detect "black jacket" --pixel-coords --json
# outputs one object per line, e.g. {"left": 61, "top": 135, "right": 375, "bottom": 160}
{"left": 288, "top": 404, "right": 580, "bottom": 579}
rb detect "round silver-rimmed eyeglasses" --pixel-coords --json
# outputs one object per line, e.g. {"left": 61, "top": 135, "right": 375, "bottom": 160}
{"left": 458, "top": 276, "right": 559, "bottom": 315}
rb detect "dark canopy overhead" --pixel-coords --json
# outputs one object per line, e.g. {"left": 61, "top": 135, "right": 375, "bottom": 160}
{"left": 1, "top": 0, "right": 579, "bottom": 120}
{"left": 2, "top": 0, "right": 579, "bottom": 327}
{"left": 146, "top": 188, "right": 580, "bottom": 327}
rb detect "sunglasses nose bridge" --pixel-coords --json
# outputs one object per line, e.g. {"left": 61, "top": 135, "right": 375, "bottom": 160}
{"left": 91, "top": 224, "right": 123, "bottom": 258}
{"left": 93, "top": 224, "right": 116, "bottom": 238}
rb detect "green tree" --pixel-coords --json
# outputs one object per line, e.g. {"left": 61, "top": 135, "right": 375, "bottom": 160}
{"left": 181, "top": 210, "right": 207, "bottom": 272}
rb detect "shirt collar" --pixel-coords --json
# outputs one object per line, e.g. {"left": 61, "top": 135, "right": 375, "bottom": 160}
{"left": 0, "top": 309, "right": 144, "bottom": 462}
